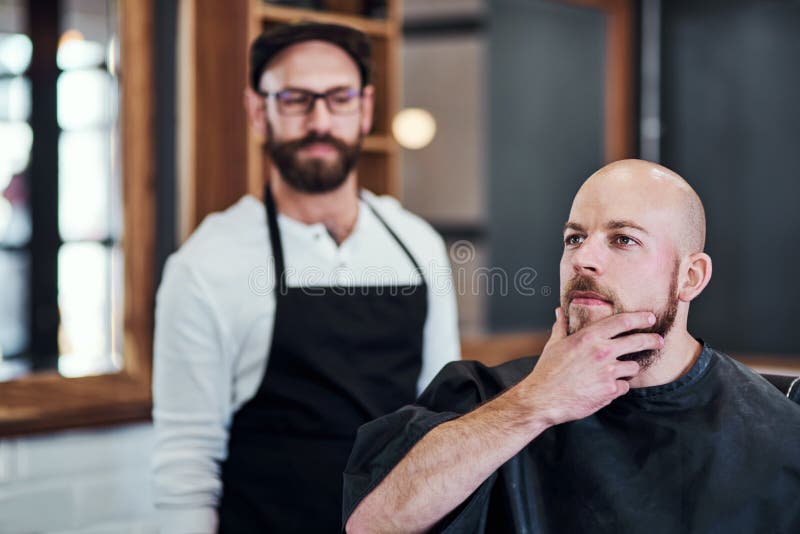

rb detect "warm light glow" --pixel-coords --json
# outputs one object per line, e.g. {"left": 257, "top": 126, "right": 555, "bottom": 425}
{"left": 58, "top": 29, "right": 85, "bottom": 49}
{"left": 58, "top": 39, "right": 105, "bottom": 71}
{"left": 58, "top": 30, "right": 109, "bottom": 71}
{"left": 392, "top": 108, "right": 436, "bottom": 150}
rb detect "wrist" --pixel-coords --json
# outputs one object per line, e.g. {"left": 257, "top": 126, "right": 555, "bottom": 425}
{"left": 502, "top": 379, "right": 556, "bottom": 436}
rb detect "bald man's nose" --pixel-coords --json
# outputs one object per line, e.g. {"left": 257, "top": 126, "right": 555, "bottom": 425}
{"left": 305, "top": 97, "right": 333, "bottom": 134}
{"left": 571, "top": 238, "right": 605, "bottom": 276}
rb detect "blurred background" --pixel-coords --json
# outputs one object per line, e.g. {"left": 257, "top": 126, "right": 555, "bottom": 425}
{"left": 0, "top": 0, "right": 798, "bottom": 532}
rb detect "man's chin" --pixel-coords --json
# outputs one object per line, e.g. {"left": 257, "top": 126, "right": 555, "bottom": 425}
{"left": 566, "top": 303, "right": 613, "bottom": 334}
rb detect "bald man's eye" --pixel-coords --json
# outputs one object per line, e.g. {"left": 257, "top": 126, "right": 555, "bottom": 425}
{"left": 612, "top": 235, "right": 639, "bottom": 247}
{"left": 565, "top": 234, "right": 584, "bottom": 246}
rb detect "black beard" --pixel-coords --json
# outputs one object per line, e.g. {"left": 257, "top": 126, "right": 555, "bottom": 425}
{"left": 267, "top": 125, "right": 361, "bottom": 194}
{"left": 562, "top": 263, "right": 679, "bottom": 372}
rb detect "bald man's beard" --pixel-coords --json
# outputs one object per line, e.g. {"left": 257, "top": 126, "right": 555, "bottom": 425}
{"left": 267, "top": 123, "right": 362, "bottom": 194}
{"left": 562, "top": 267, "right": 679, "bottom": 371}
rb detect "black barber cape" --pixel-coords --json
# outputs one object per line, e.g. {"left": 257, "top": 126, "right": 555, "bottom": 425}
{"left": 343, "top": 345, "right": 800, "bottom": 533}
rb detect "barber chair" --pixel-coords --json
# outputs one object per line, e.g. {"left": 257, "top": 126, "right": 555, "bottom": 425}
{"left": 761, "top": 374, "right": 800, "bottom": 405}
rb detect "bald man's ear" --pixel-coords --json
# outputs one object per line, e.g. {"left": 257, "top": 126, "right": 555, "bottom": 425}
{"left": 244, "top": 87, "right": 268, "bottom": 141}
{"left": 678, "top": 252, "right": 712, "bottom": 302}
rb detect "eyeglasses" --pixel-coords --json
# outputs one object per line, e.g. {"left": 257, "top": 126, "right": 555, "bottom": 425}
{"left": 259, "top": 87, "right": 363, "bottom": 116}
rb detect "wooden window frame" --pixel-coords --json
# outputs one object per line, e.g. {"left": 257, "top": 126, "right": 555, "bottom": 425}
{"left": 0, "top": 0, "right": 155, "bottom": 436}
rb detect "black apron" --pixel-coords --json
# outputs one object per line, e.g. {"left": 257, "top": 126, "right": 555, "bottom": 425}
{"left": 218, "top": 186, "right": 428, "bottom": 533}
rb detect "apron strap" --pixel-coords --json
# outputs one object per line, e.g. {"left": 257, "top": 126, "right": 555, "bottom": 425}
{"left": 361, "top": 192, "right": 427, "bottom": 284}
{"left": 263, "top": 185, "right": 287, "bottom": 292}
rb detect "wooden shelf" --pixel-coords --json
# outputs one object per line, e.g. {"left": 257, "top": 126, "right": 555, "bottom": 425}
{"left": 255, "top": 4, "right": 396, "bottom": 37}
{"left": 362, "top": 134, "right": 397, "bottom": 153}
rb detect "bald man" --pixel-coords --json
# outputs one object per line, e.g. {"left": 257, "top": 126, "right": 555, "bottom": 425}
{"left": 343, "top": 160, "right": 800, "bottom": 533}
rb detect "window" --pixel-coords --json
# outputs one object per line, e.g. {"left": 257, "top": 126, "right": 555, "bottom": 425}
{"left": 0, "top": 0, "right": 124, "bottom": 381}
{"left": 0, "top": 1, "right": 33, "bottom": 380}
{"left": 0, "top": 0, "right": 155, "bottom": 436}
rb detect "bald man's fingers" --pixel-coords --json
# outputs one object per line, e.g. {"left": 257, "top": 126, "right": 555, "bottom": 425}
{"left": 584, "top": 312, "right": 656, "bottom": 341}
{"left": 614, "top": 379, "right": 631, "bottom": 397}
{"left": 609, "top": 333, "right": 664, "bottom": 360}
{"left": 615, "top": 361, "right": 640, "bottom": 380}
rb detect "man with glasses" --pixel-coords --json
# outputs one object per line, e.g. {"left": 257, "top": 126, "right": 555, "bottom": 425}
{"left": 152, "top": 23, "right": 460, "bottom": 533}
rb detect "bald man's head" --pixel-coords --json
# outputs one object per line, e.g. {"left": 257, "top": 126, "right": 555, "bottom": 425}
{"left": 577, "top": 159, "right": 706, "bottom": 256}
{"left": 560, "top": 159, "right": 711, "bottom": 367}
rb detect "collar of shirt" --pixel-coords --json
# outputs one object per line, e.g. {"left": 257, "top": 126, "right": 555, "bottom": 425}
{"left": 274, "top": 195, "right": 420, "bottom": 287}
{"left": 276, "top": 198, "right": 368, "bottom": 261}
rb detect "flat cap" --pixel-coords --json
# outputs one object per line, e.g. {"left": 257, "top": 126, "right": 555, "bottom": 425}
{"left": 250, "top": 21, "right": 372, "bottom": 90}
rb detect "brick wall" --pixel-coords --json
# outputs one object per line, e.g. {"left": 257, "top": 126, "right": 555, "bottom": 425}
{"left": 0, "top": 423, "right": 158, "bottom": 534}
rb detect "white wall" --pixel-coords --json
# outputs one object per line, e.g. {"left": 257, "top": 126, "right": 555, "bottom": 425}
{"left": 401, "top": 34, "right": 487, "bottom": 226}
{"left": 400, "top": 16, "right": 490, "bottom": 335}
{"left": 0, "top": 423, "right": 157, "bottom": 534}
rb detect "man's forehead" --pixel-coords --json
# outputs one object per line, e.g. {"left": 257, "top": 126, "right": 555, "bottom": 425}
{"left": 260, "top": 40, "right": 360, "bottom": 90}
{"left": 567, "top": 184, "right": 675, "bottom": 235}
{"left": 571, "top": 184, "right": 647, "bottom": 216}
{"left": 564, "top": 159, "right": 705, "bottom": 254}
{"left": 572, "top": 167, "right": 684, "bottom": 213}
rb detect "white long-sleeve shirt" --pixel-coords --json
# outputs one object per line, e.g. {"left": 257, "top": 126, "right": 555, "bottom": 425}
{"left": 152, "top": 191, "right": 460, "bottom": 534}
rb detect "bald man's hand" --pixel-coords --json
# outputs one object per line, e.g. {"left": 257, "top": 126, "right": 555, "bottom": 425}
{"left": 347, "top": 308, "right": 664, "bottom": 533}
{"left": 517, "top": 308, "right": 663, "bottom": 426}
